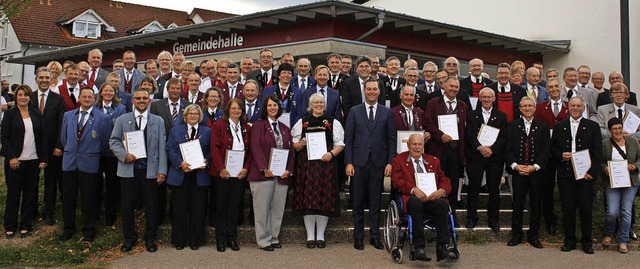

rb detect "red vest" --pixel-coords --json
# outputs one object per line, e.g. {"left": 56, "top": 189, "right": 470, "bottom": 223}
{"left": 58, "top": 79, "right": 82, "bottom": 111}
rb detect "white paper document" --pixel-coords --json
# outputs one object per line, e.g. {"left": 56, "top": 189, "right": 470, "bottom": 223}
{"left": 608, "top": 160, "right": 632, "bottom": 188}
{"left": 415, "top": 172, "right": 437, "bottom": 195}
{"left": 225, "top": 150, "right": 245, "bottom": 177}
{"left": 179, "top": 139, "right": 206, "bottom": 169}
{"left": 477, "top": 124, "right": 500, "bottom": 146}
{"left": 124, "top": 130, "right": 147, "bottom": 159}
{"left": 623, "top": 112, "right": 640, "bottom": 134}
{"left": 306, "top": 132, "right": 327, "bottom": 161}
{"left": 571, "top": 149, "right": 591, "bottom": 180}
{"left": 269, "top": 148, "right": 290, "bottom": 177}
{"left": 279, "top": 113, "right": 291, "bottom": 128}
{"left": 469, "top": 97, "right": 478, "bottom": 110}
{"left": 437, "top": 114, "right": 459, "bottom": 140}
{"left": 396, "top": 131, "right": 423, "bottom": 153}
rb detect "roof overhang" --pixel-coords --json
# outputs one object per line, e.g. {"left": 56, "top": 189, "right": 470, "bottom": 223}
{"left": 8, "top": 0, "right": 569, "bottom": 65}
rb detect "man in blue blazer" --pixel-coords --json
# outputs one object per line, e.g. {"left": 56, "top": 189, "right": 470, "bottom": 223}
{"left": 243, "top": 80, "right": 262, "bottom": 123}
{"left": 116, "top": 50, "right": 146, "bottom": 94}
{"left": 525, "top": 67, "right": 549, "bottom": 103}
{"left": 110, "top": 89, "right": 167, "bottom": 253}
{"left": 344, "top": 78, "right": 396, "bottom": 250}
{"left": 290, "top": 58, "right": 316, "bottom": 90}
{"left": 299, "top": 65, "right": 342, "bottom": 122}
{"left": 58, "top": 87, "right": 111, "bottom": 243}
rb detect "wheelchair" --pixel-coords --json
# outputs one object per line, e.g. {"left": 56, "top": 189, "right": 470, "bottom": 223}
{"left": 382, "top": 195, "right": 460, "bottom": 263}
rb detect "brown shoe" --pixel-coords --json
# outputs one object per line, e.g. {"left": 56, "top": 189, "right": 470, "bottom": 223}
{"left": 602, "top": 236, "right": 612, "bottom": 247}
{"left": 619, "top": 243, "right": 628, "bottom": 253}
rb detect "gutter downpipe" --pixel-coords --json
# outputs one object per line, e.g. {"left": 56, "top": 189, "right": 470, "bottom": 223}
{"left": 356, "top": 11, "right": 385, "bottom": 41}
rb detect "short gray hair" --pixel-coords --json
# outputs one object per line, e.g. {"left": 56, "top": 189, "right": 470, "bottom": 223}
{"left": 306, "top": 92, "right": 325, "bottom": 113}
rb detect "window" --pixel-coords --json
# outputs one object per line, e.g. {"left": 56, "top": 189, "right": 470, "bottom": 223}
{"left": 1, "top": 22, "right": 8, "bottom": 50}
{"left": 140, "top": 21, "right": 164, "bottom": 34}
{"left": 1, "top": 62, "right": 13, "bottom": 77}
{"left": 71, "top": 11, "right": 102, "bottom": 39}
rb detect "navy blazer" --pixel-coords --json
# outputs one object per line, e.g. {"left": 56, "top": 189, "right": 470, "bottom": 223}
{"left": 299, "top": 86, "right": 342, "bottom": 122}
{"left": 116, "top": 90, "right": 133, "bottom": 113}
{"left": 291, "top": 75, "right": 316, "bottom": 90}
{"left": 166, "top": 124, "right": 212, "bottom": 187}
{"left": 95, "top": 103, "right": 126, "bottom": 157}
{"left": 0, "top": 106, "right": 47, "bottom": 163}
{"left": 344, "top": 103, "right": 396, "bottom": 168}
{"left": 248, "top": 119, "right": 295, "bottom": 185}
{"left": 261, "top": 85, "right": 303, "bottom": 127}
{"left": 149, "top": 98, "right": 191, "bottom": 139}
{"left": 60, "top": 108, "right": 111, "bottom": 173}
{"left": 245, "top": 100, "right": 263, "bottom": 123}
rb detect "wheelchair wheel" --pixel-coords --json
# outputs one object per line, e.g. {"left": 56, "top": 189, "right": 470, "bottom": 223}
{"left": 452, "top": 248, "right": 460, "bottom": 260}
{"left": 383, "top": 200, "right": 400, "bottom": 252}
{"left": 391, "top": 247, "right": 403, "bottom": 263}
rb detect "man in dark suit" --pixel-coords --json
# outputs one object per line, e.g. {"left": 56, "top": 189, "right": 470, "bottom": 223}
{"left": 424, "top": 77, "right": 468, "bottom": 225}
{"left": 424, "top": 76, "right": 472, "bottom": 111}
{"left": 242, "top": 80, "right": 262, "bottom": 123}
{"left": 116, "top": 51, "right": 146, "bottom": 94}
{"left": 32, "top": 67, "right": 66, "bottom": 226}
{"left": 505, "top": 96, "right": 550, "bottom": 248}
{"left": 403, "top": 59, "right": 425, "bottom": 86}
{"left": 416, "top": 62, "right": 440, "bottom": 103}
{"left": 341, "top": 55, "right": 353, "bottom": 77}
{"left": 344, "top": 78, "right": 396, "bottom": 250}
{"left": 87, "top": 49, "right": 109, "bottom": 89}
{"left": 490, "top": 62, "right": 527, "bottom": 123}
{"left": 291, "top": 58, "right": 316, "bottom": 90}
{"left": 219, "top": 63, "right": 244, "bottom": 104}
{"left": 369, "top": 55, "right": 386, "bottom": 80}
{"left": 459, "top": 58, "right": 493, "bottom": 98}
{"left": 144, "top": 59, "right": 166, "bottom": 100}
{"left": 327, "top": 53, "right": 349, "bottom": 91}
{"left": 402, "top": 67, "right": 429, "bottom": 110}
{"left": 157, "top": 51, "right": 173, "bottom": 80}
{"left": 299, "top": 65, "right": 341, "bottom": 121}
{"left": 340, "top": 55, "right": 385, "bottom": 119}
{"left": 464, "top": 88, "right": 507, "bottom": 231}
{"left": 596, "top": 71, "right": 638, "bottom": 107}
{"left": 551, "top": 96, "right": 602, "bottom": 254}
{"left": 246, "top": 48, "right": 277, "bottom": 92}
{"left": 380, "top": 56, "right": 405, "bottom": 108}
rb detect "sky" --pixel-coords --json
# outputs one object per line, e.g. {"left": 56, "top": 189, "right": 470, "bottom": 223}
{"left": 121, "top": 0, "right": 317, "bottom": 15}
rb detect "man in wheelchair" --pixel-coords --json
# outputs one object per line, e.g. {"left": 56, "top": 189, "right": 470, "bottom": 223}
{"left": 391, "top": 134, "right": 457, "bottom": 261}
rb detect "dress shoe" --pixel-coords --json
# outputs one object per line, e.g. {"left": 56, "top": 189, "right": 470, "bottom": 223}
{"left": 465, "top": 219, "right": 478, "bottom": 229}
{"left": 145, "top": 241, "right": 158, "bottom": 252}
{"left": 629, "top": 231, "right": 638, "bottom": 241}
{"left": 81, "top": 237, "right": 94, "bottom": 243}
{"left": 370, "top": 238, "right": 384, "bottom": 250}
{"left": 228, "top": 240, "right": 239, "bottom": 251}
{"left": 216, "top": 242, "right": 226, "bottom": 252}
{"left": 189, "top": 244, "right": 199, "bottom": 250}
{"left": 546, "top": 225, "right": 557, "bottom": 236}
{"left": 560, "top": 244, "right": 575, "bottom": 252}
{"left": 507, "top": 237, "right": 522, "bottom": 246}
{"left": 527, "top": 239, "right": 543, "bottom": 249}
{"left": 602, "top": 236, "right": 612, "bottom": 247}
{"left": 271, "top": 243, "right": 282, "bottom": 249}
{"left": 436, "top": 244, "right": 456, "bottom": 262}
{"left": 306, "top": 240, "right": 316, "bottom": 249}
{"left": 316, "top": 240, "right": 326, "bottom": 248}
{"left": 5, "top": 231, "right": 15, "bottom": 239}
{"left": 619, "top": 243, "right": 629, "bottom": 253}
{"left": 489, "top": 224, "right": 500, "bottom": 234}
{"left": 19, "top": 230, "right": 30, "bottom": 239}
{"left": 260, "top": 245, "right": 274, "bottom": 251}
{"left": 582, "top": 246, "right": 594, "bottom": 254}
{"left": 413, "top": 247, "right": 431, "bottom": 261}
{"left": 121, "top": 241, "right": 135, "bottom": 253}
{"left": 43, "top": 215, "right": 56, "bottom": 226}
{"left": 58, "top": 232, "right": 74, "bottom": 242}
{"left": 175, "top": 245, "right": 185, "bottom": 250}
{"left": 354, "top": 239, "right": 364, "bottom": 250}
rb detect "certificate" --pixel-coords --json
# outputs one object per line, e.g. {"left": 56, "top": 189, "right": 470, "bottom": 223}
{"left": 179, "top": 140, "right": 206, "bottom": 169}
{"left": 269, "top": 148, "right": 289, "bottom": 177}
{"left": 396, "top": 130, "right": 423, "bottom": 153}
{"left": 279, "top": 113, "right": 291, "bottom": 128}
{"left": 225, "top": 150, "right": 245, "bottom": 177}
{"left": 477, "top": 124, "right": 500, "bottom": 146}
{"left": 623, "top": 112, "right": 640, "bottom": 134}
{"left": 306, "top": 132, "right": 327, "bottom": 161}
{"left": 124, "top": 130, "right": 147, "bottom": 159}
{"left": 437, "top": 114, "right": 459, "bottom": 140}
{"left": 415, "top": 172, "right": 437, "bottom": 195}
{"left": 469, "top": 97, "right": 479, "bottom": 110}
{"left": 608, "top": 160, "right": 632, "bottom": 188}
{"left": 571, "top": 149, "right": 591, "bottom": 180}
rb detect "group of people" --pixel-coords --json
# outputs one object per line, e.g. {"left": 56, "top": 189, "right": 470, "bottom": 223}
{"left": 0, "top": 47, "right": 637, "bottom": 261}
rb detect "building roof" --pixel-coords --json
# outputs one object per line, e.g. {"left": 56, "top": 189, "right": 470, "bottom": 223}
{"left": 189, "top": 8, "right": 237, "bottom": 22}
{"left": 8, "top": 0, "right": 569, "bottom": 65}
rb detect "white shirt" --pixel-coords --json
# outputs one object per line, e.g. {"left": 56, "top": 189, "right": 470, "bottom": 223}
{"left": 498, "top": 83, "right": 512, "bottom": 93}
{"left": 612, "top": 146, "right": 626, "bottom": 161}
{"left": 78, "top": 106, "right": 93, "bottom": 127}
{"left": 102, "top": 101, "right": 113, "bottom": 114}
{"left": 199, "top": 77, "right": 213, "bottom": 93}
{"left": 188, "top": 91, "right": 199, "bottom": 104}
{"left": 425, "top": 82, "right": 436, "bottom": 93}
{"left": 316, "top": 86, "right": 329, "bottom": 105}
{"left": 365, "top": 102, "right": 378, "bottom": 119}
{"left": 245, "top": 100, "right": 256, "bottom": 116}
{"left": 228, "top": 82, "right": 239, "bottom": 98}
{"left": 614, "top": 103, "right": 626, "bottom": 118}
{"left": 411, "top": 156, "right": 426, "bottom": 173}
{"left": 298, "top": 76, "right": 309, "bottom": 88}
{"left": 528, "top": 83, "right": 538, "bottom": 96}
{"left": 482, "top": 107, "right": 492, "bottom": 124}
{"left": 229, "top": 119, "right": 244, "bottom": 150}
{"left": 37, "top": 89, "right": 50, "bottom": 109}
{"left": 523, "top": 117, "right": 533, "bottom": 135}
{"left": 570, "top": 117, "right": 582, "bottom": 152}
{"left": 187, "top": 123, "right": 199, "bottom": 139}
{"left": 291, "top": 118, "right": 345, "bottom": 147}
{"left": 240, "top": 74, "right": 247, "bottom": 85}
{"left": 402, "top": 104, "right": 413, "bottom": 125}
{"left": 18, "top": 118, "right": 38, "bottom": 161}
{"left": 134, "top": 109, "right": 149, "bottom": 130}
{"left": 67, "top": 82, "right": 80, "bottom": 98}
{"left": 444, "top": 96, "right": 457, "bottom": 111}
{"left": 261, "top": 69, "right": 273, "bottom": 83}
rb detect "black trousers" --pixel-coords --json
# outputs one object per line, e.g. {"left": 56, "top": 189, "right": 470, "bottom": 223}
{"left": 511, "top": 172, "right": 542, "bottom": 240}
{"left": 351, "top": 158, "right": 384, "bottom": 240}
{"left": 62, "top": 170, "right": 99, "bottom": 239}
{"left": 157, "top": 182, "right": 167, "bottom": 224}
{"left": 4, "top": 159, "right": 39, "bottom": 232}
{"left": 99, "top": 157, "right": 120, "bottom": 225}
{"left": 441, "top": 146, "right": 461, "bottom": 222}
{"left": 407, "top": 197, "right": 449, "bottom": 247}
{"left": 208, "top": 180, "right": 217, "bottom": 226}
{"left": 214, "top": 177, "right": 244, "bottom": 242}
{"left": 170, "top": 172, "right": 208, "bottom": 247}
{"left": 557, "top": 177, "right": 593, "bottom": 247}
{"left": 541, "top": 163, "right": 558, "bottom": 226}
{"left": 42, "top": 155, "right": 63, "bottom": 218}
{"left": 121, "top": 169, "right": 159, "bottom": 243}
{"left": 465, "top": 160, "right": 502, "bottom": 225}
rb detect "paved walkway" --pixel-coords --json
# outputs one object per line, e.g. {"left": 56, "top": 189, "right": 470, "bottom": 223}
{"left": 108, "top": 242, "right": 640, "bottom": 269}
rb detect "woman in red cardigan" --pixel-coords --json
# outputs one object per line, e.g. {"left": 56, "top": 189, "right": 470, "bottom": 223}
{"left": 209, "top": 98, "right": 252, "bottom": 252}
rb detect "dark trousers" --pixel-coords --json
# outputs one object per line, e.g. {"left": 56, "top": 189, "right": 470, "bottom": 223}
{"left": 4, "top": 159, "right": 40, "bottom": 232}
{"left": 441, "top": 146, "right": 461, "bottom": 222}
{"left": 541, "top": 163, "right": 558, "bottom": 226}
{"left": 170, "top": 172, "right": 208, "bottom": 247}
{"left": 465, "top": 160, "right": 502, "bottom": 226}
{"left": 208, "top": 181, "right": 217, "bottom": 226}
{"left": 407, "top": 197, "right": 449, "bottom": 247}
{"left": 351, "top": 158, "right": 384, "bottom": 240}
{"left": 157, "top": 182, "right": 167, "bottom": 224}
{"left": 557, "top": 177, "right": 593, "bottom": 247}
{"left": 511, "top": 172, "right": 542, "bottom": 240}
{"left": 99, "top": 157, "right": 120, "bottom": 225}
{"left": 42, "top": 156, "right": 63, "bottom": 218}
{"left": 121, "top": 169, "right": 159, "bottom": 243}
{"left": 62, "top": 170, "right": 99, "bottom": 239}
{"left": 214, "top": 177, "right": 244, "bottom": 242}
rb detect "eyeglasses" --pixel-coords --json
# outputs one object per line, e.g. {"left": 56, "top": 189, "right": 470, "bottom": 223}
{"left": 611, "top": 91, "right": 626, "bottom": 95}
{"left": 445, "top": 63, "right": 458, "bottom": 67}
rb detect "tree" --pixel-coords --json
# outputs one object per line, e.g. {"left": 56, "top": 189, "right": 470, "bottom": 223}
{"left": 1, "top": 0, "right": 34, "bottom": 26}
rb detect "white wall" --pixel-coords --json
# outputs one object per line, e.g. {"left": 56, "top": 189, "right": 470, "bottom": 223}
{"left": 365, "top": 0, "right": 637, "bottom": 90}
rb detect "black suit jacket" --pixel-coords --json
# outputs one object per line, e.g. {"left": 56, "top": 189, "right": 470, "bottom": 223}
{"left": 459, "top": 76, "right": 493, "bottom": 97}
{"left": 596, "top": 89, "right": 637, "bottom": 108}
{"left": 31, "top": 90, "right": 66, "bottom": 152}
{"left": 424, "top": 88, "right": 472, "bottom": 111}
{"left": 465, "top": 108, "right": 507, "bottom": 162}
{"left": 339, "top": 76, "right": 385, "bottom": 118}
{"left": 550, "top": 118, "right": 602, "bottom": 179}
{"left": 149, "top": 98, "right": 191, "bottom": 138}
{"left": 504, "top": 117, "right": 550, "bottom": 171}
{"left": 329, "top": 73, "right": 349, "bottom": 92}
{"left": 379, "top": 76, "right": 406, "bottom": 108}
{"left": 1, "top": 106, "right": 48, "bottom": 163}
{"left": 489, "top": 82, "right": 527, "bottom": 118}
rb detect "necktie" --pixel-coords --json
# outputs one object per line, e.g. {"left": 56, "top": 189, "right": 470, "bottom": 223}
{"left": 190, "top": 126, "right": 196, "bottom": 140}
{"left": 263, "top": 72, "right": 268, "bottom": 85}
{"left": 320, "top": 88, "right": 325, "bottom": 96}
{"left": 553, "top": 102, "right": 559, "bottom": 117}
{"left": 137, "top": 115, "right": 143, "bottom": 130}
{"left": 531, "top": 86, "right": 537, "bottom": 101}
{"left": 39, "top": 93, "right": 45, "bottom": 114}
{"left": 406, "top": 109, "right": 413, "bottom": 130}
{"left": 618, "top": 108, "right": 623, "bottom": 119}
{"left": 281, "top": 88, "right": 287, "bottom": 101}
{"left": 390, "top": 78, "right": 397, "bottom": 88}
{"left": 229, "top": 85, "right": 236, "bottom": 99}
{"left": 447, "top": 101, "right": 454, "bottom": 114}
{"left": 70, "top": 88, "right": 77, "bottom": 105}
{"left": 368, "top": 105, "right": 374, "bottom": 125}
{"left": 415, "top": 159, "right": 424, "bottom": 173}
{"left": 126, "top": 71, "right": 132, "bottom": 83}
{"left": 428, "top": 84, "right": 433, "bottom": 93}
{"left": 171, "top": 102, "right": 178, "bottom": 122}
{"left": 500, "top": 86, "right": 506, "bottom": 93}
{"left": 191, "top": 94, "right": 197, "bottom": 104}
{"left": 476, "top": 77, "right": 482, "bottom": 84}
{"left": 272, "top": 122, "right": 280, "bottom": 136}
{"left": 525, "top": 121, "right": 531, "bottom": 135}
{"left": 88, "top": 69, "right": 96, "bottom": 87}
{"left": 300, "top": 78, "right": 306, "bottom": 90}
{"left": 567, "top": 89, "right": 574, "bottom": 99}
{"left": 78, "top": 111, "right": 87, "bottom": 130}
{"left": 332, "top": 75, "right": 337, "bottom": 85}
{"left": 247, "top": 103, "right": 254, "bottom": 118}
{"left": 483, "top": 110, "right": 490, "bottom": 124}
{"left": 581, "top": 85, "right": 587, "bottom": 88}
{"left": 105, "top": 105, "right": 113, "bottom": 116}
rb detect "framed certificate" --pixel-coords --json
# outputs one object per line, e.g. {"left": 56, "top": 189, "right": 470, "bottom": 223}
{"left": 437, "top": 114, "right": 459, "bottom": 140}
{"left": 477, "top": 124, "right": 500, "bottom": 146}
{"left": 179, "top": 139, "right": 206, "bottom": 169}
{"left": 306, "top": 132, "right": 327, "bottom": 161}
{"left": 571, "top": 149, "right": 591, "bottom": 180}
{"left": 225, "top": 150, "right": 245, "bottom": 177}
{"left": 608, "top": 160, "right": 632, "bottom": 188}
{"left": 397, "top": 131, "right": 423, "bottom": 153}
{"left": 269, "top": 148, "right": 290, "bottom": 177}
{"left": 415, "top": 172, "right": 437, "bottom": 195}
{"left": 124, "top": 130, "right": 147, "bottom": 159}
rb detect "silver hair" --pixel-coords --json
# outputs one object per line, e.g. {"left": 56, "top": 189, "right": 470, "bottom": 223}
{"left": 306, "top": 92, "right": 325, "bottom": 113}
